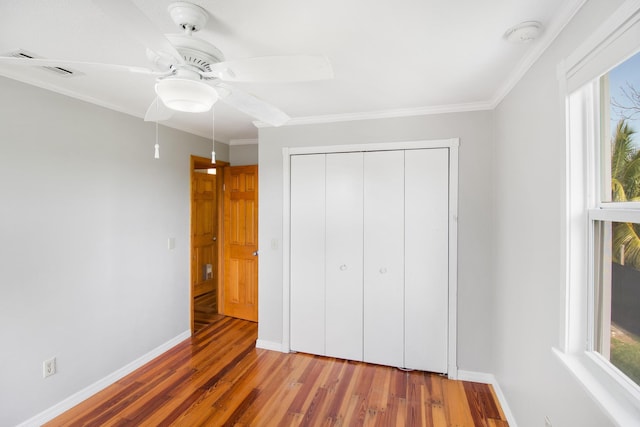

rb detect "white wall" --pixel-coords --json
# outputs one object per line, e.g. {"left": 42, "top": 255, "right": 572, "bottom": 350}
{"left": 0, "top": 76, "right": 215, "bottom": 426}
{"left": 230, "top": 142, "right": 258, "bottom": 166}
{"left": 258, "top": 111, "right": 495, "bottom": 373}
{"left": 491, "top": 0, "right": 623, "bottom": 425}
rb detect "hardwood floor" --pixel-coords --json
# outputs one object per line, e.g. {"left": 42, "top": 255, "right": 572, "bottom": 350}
{"left": 194, "top": 291, "right": 218, "bottom": 333}
{"left": 45, "top": 316, "right": 508, "bottom": 426}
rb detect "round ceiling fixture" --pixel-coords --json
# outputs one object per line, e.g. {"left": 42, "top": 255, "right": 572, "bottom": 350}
{"left": 503, "top": 21, "right": 542, "bottom": 43}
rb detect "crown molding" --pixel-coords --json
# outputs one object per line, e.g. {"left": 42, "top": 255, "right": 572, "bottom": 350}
{"left": 0, "top": 69, "right": 224, "bottom": 141}
{"left": 229, "top": 138, "right": 258, "bottom": 146}
{"left": 490, "top": 0, "right": 587, "bottom": 108}
{"left": 254, "top": 101, "right": 493, "bottom": 129}
{"left": 0, "top": 68, "right": 144, "bottom": 122}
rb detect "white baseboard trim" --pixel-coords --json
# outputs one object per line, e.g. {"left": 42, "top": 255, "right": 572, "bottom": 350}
{"left": 256, "top": 339, "right": 287, "bottom": 353}
{"left": 457, "top": 370, "right": 518, "bottom": 427}
{"left": 17, "top": 330, "right": 191, "bottom": 427}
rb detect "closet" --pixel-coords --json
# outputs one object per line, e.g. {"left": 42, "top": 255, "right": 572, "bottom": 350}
{"left": 289, "top": 145, "right": 452, "bottom": 374}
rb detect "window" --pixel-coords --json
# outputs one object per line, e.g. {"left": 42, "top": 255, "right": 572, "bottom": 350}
{"left": 592, "top": 54, "right": 640, "bottom": 387}
{"left": 560, "top": 1, "right": 640, "bottom": 422}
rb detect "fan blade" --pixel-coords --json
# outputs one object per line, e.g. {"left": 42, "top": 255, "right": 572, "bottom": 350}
{"left": 144, "top": 97, "right": 174, "bottom": 122}
{"left": 92, "top": 0, "right": 183, "bottom": 66}
{"left": 216, "top": 82, "right": 290, "bottom": 126}
{"left": 0, "top": 55, "right": 162, "bottom": 75}
{"left": 204, "top": 55, "right": 333, "bottom": 82}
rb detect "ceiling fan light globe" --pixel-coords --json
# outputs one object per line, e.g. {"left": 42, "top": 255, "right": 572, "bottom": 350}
{"left": 155, "top": 78, "right": 218, "bottom": 113}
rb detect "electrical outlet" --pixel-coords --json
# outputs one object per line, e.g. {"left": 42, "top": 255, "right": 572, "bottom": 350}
{"left": 43, "top": 357, "right": 56, "bottom": 378}
{"left": 544, "top": 415, "right": 552, "bottom": 427}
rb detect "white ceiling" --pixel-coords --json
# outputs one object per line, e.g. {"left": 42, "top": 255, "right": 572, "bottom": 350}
{"left": 0, "top": 0, "right": 582, "bottom": 143}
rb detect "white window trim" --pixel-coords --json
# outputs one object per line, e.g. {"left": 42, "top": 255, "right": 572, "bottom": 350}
{"left": 558, "top": 1, "right": 640, "bottom": 424}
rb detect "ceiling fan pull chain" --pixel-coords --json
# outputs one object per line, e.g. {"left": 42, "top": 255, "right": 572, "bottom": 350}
{"left": 154, "top": 101, "right": 160, "bottom": 159}
{"left": 211, "top": 109, "right": 216, "bottom": 164}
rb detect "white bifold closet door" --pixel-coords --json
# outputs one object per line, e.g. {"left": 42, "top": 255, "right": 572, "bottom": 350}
{"left": 290, "top": 153, "right": 364, "bottom": 361}
{"left": 325, "top": 153, "right": 364, "bottom": 361}
{"left": 404, "top": 148, "right": 449, "bottom": 372}
{"left": 363, "top": 150, "right": 405, "bottom": 367}
{"left": 290, "top": 154, "right": 326, "bottom": 356}
{"left": 290, "top": 148, "right": 449, "bottom": 373}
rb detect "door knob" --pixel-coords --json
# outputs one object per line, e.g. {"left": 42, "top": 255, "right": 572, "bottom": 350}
{"left": 212, "top": 236, "right": 217, "bottom": 241}
{"left": 339, "top": 264, "right": 347, "bottom": 271}
{"left": 253, "top": 251, "right": 259, "bottom": 256}
{"left": 379, "top": 267, "right": 387, "bottom": 274}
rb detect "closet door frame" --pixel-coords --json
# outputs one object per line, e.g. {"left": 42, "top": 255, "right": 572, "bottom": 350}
{"left": 282, "top": 138, "right": 459, "bottom": 379}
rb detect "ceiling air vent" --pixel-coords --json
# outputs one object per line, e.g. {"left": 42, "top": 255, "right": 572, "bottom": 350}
{"left": 5, "top": 49, "right": 83, "bottom": 78}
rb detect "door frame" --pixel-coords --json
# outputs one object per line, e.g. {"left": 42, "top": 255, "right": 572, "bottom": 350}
{"left": 190, "top": 155, "right": 229, "bottom": 333}
{"left": 281, "top": 139, "right": 459, "bottom": 379}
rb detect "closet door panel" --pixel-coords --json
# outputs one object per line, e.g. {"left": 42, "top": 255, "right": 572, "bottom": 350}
{"left": 404, "top": 148, "right": 449, "bottom": 372}
{"left": 290, "top": 154, "right": 326, "bottom": 355}
{"left": 325, "top": 153, "right": 364, "bottom": 361}
{"left": 363, "top": 150, "right": 405, "bottom": 367}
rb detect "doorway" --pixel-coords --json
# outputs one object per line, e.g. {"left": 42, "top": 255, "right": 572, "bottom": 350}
{"left": 190, "top": 157, "right": 260, "bottom": 332}
{"left": 190, "top": 155, "right": 227, "bottom": 333}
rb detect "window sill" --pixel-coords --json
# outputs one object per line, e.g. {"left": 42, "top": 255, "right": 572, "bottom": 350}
{"left": 553, "top": 347, "right": 640, "bottom": 426}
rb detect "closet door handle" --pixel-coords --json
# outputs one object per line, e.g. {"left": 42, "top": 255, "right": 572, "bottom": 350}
{"left": 339, "top": 264, "right": 348, "bottom": 271}
{"left": 379, "top": 267, "right": 387, "bottom": 274}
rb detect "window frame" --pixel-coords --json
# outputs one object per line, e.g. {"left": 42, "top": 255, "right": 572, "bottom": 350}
{"left": 558, "top": 1, "right": 640, "bottom": 423}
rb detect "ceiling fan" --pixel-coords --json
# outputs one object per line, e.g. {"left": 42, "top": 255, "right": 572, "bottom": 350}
{"left": 0, "top": 0, "right": 333, "bottom": 127}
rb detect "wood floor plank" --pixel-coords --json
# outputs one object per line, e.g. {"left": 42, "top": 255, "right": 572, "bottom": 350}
{"left": 259, "top": 353, "right": 316, "bottom": 426}
{"left": 194, "top": 292, "right": 218, "bottom": 333}
{"left": 363, "top": 364, "right": 391, "bottom": 425}
{"left": 234, "top": 351, "right": 296, "bottom": 425}
{"left": 324, "top": 359, "right": 357, "bottom": 424}
{"left": 443, "top": 379, "right": 477, "bottom": 427}
{"left": 45, "top": 317, "right": 509, "bottom": 426}
{"left": 489, "top": 384, "right": 508, "bottom": 421}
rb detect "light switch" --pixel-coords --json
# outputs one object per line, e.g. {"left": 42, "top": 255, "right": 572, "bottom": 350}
{"left": 168, "top": 237, "right": 176, "bottom": 250}
{"left": 271, "top": 238, "right": 279, "bottom": 250}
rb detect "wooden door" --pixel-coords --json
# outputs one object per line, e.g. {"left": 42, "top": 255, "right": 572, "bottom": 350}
{"left": 191, "top": 171, "right": 217, "bottom": 299}
{"left": 222, "top": 165, "right": 259, "bottom": 322}
{"left": 363, "top": 150, "right": 405, "bottom": 368}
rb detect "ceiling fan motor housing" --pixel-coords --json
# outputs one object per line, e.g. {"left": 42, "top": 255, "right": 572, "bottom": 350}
{"left": 165, "top": 3, "right": 224, "bottom": 74}
{"left": 168, "top": 2, "right": 209, "bottom": 33}
{"left": 166, "top": 34, "right": 225, "bottom": 73}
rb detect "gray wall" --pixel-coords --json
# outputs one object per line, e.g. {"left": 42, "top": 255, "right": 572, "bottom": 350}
{"left": 491, "top": 0, "right": 622, "bottom": 425}
{"left": 258, "top": 111, "right": 495, "bottom": 374}
{"left": 230, "top": 143, "right": 258, "bottom": 165}
{"left": 213, "top": 140, "right": 230, "bottom": 164}
{"left": 0, "top": 76, "right": 215, "bottom": 426}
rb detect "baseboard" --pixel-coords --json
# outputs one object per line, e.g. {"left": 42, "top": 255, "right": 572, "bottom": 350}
{"left": 457, "top": 370, "right": 518, "bottom": 427}
{"left": 17, "top": 330, "right": 191, "bottom": 427}
{"left": 255, "top": 339, "right": 287, "bottom": 353}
